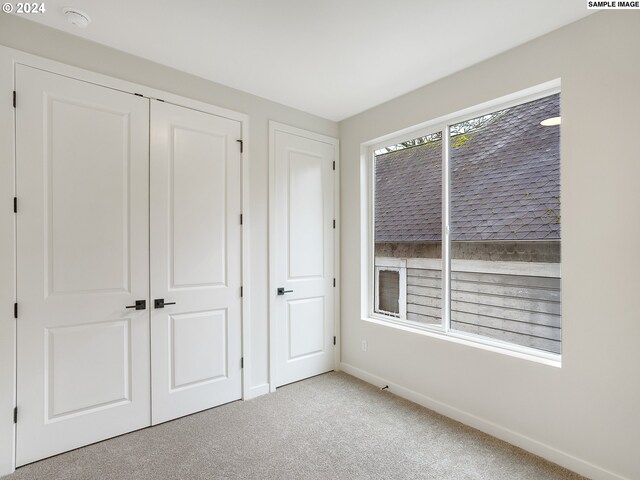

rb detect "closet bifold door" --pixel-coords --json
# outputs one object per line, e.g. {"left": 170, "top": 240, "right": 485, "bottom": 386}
{"left": 15, "top": 65, "right": 151, "bottom": 466}
{"left": 149, "top": 101, "right": 242, "bottom": 425}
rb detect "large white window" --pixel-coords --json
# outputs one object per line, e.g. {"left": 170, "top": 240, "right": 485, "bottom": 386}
{"left": 367, "top": 85, "right": 561, "bottom": 360}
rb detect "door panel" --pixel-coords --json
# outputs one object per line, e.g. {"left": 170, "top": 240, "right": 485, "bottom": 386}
{"left": 289, "top": 151, "right": 325, "bottom": 278}
{"left": 288, "top": 297, "right": 325, "bottom": 359}
{"left": 273, "top": 128, "right": 336, "bottom": 387}
{"left": 47, "top": 97, "right": 131, "bottom": 294}
{"left": 171, "top": 310, "right": 228, "bottom": 389}
{"left": 46, "top": 321, "right": 131, "bottom": 418}
{"left": 150, "top": 101, "right": 242, "bottom": 425}
{"left": 171, "top": 126, "right": 227, "bottom": 288}
{"left": 16, "top": 65, "right": 150, "bottom": 466}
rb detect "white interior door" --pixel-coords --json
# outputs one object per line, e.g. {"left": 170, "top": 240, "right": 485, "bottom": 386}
{"left": 272, "top": 124, "right": 336, "bottom": 388}
{"left": 15, "top": 65, "right": 151, "bottom": 466}
{"left": 150, "top": 101, "right": 243, "bottom": 424}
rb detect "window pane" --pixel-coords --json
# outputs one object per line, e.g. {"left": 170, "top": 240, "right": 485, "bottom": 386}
{"left": 449, "top": 93, "right": 561, "bottom": 354}
{"left": 374, "top": 132, "right": 442, "bottom": 325}
{"left": 378, "top": 270, "right": 400, "bottom": 314}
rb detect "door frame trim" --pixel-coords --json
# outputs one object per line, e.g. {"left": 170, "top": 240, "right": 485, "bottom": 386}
{"left": 268, "top": 121, "right": 340, "bottom": 393}
{"left": 0, "top": 46, "right": 17, "bottom": 478}
{"left": 0, "top": 45, "right": 251, "bottom": 476}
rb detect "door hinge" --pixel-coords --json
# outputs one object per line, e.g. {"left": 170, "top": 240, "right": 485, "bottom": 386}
{"left": 333, "top": 219, "right": 335, "bottom": 229}
{"left": 13, "top": 407, "right": 17, "bottom": 424}
{"left": 14, "top": 303, "right": 17, "bottom": 319}
{"left": 332, "top": 160, "right": 335, "bottom": 171}
{"left": 333, "top": 278, "right": 336, "bottom": 287}
{"left": 240, "top": 286, "right": 243, "bottom": 298}
{"left": 13, "top": 197, "right": 17, "bottom": 213}
{"left": 241, "top": 357, "right": 244, "bottom": 369}
{"left": 333, "top": 336, "right": 336, "bottom": 346}
{"left": 134, "top": 93, "right": 144, "bottom": 97}
{"left": 236, "top": 139, "right": 243, "bottom": 153}
{"left": 12, "top": 91, "right": 16, "bottom": 108}
{"left": 240, "top": 214, "right": 243, "bottom": 225}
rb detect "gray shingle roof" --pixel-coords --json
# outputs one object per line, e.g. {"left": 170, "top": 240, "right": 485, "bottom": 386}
{"left": 375, "top": 94, "right": 560, "bottom": 243}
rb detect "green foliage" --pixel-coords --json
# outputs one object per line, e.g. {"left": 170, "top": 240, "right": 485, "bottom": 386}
{"left": 374, "top": 110, "right": 505, "bottom": 155}
{"left": 451, "top": 135, "right": 469, "bottom": 148}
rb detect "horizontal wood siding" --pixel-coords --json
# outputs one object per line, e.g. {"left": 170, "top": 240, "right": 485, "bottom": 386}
{"left": 403, "top": 262, "right": 561, "bottom": 353}
{"left": 406, "top": 267, "right": 441, "bottom": 325}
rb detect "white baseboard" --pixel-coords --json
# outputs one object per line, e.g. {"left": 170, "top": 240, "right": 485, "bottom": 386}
{"left": 244, "top": 383, "right": 270, "bottom": 400}
{"left": 340, "top": 362, "right": 627, "bottom": 480}
{"left": 0, "top": 462, "right": 14, "bottom": 478}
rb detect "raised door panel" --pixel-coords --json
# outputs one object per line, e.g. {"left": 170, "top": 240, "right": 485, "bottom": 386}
{"left": 171, "top": 127, "right": 227, "bottom": 288}
{"left": 171, "top": 310, "right": 228, "bottom": 389}
{"left": 47, "top": 98, "right": 130, "bottom": 295}
{"left": 46, "top": 321, "right": 131, "bottom": 419}
{"left": 288, "top": 297, "right": 325, "bottom": 360}
{"left": 288, "top": 151, "right": 325, "bottom": 279}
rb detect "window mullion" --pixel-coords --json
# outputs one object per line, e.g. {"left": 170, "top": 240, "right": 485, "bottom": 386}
{"left": 442, "top": 127, "right": 451, "bottom": 332}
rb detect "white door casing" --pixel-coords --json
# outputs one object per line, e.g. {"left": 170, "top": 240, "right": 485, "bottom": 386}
{"left": 270, "top": 123, "right": 338, "bottom": 388}
{"left": 150, "top": 101, "right": 243, "bottom": 424}
{"left": 15, "top": 65, "right": 151, "bottom": 466}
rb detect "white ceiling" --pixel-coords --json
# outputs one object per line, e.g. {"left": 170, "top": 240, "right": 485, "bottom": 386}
{"left": 19, "top": 0, "right": 593, "bottom": 121}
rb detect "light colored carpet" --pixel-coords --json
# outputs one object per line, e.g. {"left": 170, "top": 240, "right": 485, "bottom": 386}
{"left": 4, "top": 372, "right": 585, "bottom": 480}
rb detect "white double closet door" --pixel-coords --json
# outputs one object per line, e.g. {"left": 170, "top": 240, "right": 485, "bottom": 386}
{"left": 15, "top": 65, "right": 242, "bottom": 466}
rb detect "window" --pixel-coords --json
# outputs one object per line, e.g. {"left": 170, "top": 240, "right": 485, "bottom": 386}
{"left": 377, "top": 270, "right": 400, "bottom": 314}
{"left": 374, "top": 258, "right": 407, "bottom": 318}
{"left": 369, "top": 88, "right": 561, "bottom": 358}
{"left": 374, "top": 131, "right": 442, "bottom": 325}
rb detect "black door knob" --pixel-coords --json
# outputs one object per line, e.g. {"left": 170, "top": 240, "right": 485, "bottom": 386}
{"left": 125, "top": 300, "right": 146, "bottom": 310}
{"left": 154, "top": 298, "right": 176, "bottom": 309}
{"left": 277, "top": 288, "right": 294, "bottom": 296}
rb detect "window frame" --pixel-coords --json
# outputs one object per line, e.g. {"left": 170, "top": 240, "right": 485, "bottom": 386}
{"left": 363, "top": 80, "right": 562, "bottom": 363}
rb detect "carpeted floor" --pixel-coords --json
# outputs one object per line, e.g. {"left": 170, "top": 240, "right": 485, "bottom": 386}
{"left": 4, "top": 372, "right": 585, "bottom": 480}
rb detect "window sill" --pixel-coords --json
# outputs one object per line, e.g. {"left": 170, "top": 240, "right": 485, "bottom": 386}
{"left": 362, "top": 315, "right": 562, "bottom": 368}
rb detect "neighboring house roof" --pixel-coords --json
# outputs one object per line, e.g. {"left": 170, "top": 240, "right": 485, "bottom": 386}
{"left": 375, "top": 93, "right": 560, "bottom": 242}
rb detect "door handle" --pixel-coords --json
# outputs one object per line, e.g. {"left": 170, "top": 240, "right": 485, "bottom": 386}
{"left": 277, "top": 288, "right": 293, "bottom": 296}
{"left": 125, "top": 300, "right": 146, "bottom": 310}
{"left": 154, "top": 298, "right": 176, "bottom": 309}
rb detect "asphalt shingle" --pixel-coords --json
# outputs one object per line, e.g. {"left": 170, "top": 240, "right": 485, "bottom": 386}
{"left": 375, "top": 94, "right": 560, "bottom": 242}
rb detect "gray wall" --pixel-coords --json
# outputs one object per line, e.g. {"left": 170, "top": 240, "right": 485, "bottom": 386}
{"left": 340, "top": 11, "right": 640, "bottom": 479}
